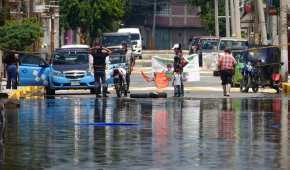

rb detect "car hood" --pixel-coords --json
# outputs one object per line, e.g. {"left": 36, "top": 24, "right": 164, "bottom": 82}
{"left": 52, "top": 64, "right": 88, "bottom": 72}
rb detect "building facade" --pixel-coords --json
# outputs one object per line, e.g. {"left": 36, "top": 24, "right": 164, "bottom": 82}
{"left": 141, "top": 0, "right": 207, "bottom": 50}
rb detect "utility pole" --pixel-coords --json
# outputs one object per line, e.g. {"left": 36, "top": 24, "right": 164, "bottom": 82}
{"left": 257, "top": 0, "right": 268, "bottom": 45}
{"left": 50, "top": 7, "right": 55, "bottom": 57}
{"left": 151, "top": 0, "right": 157, "bottom": 49}
{"left": 225, "top": 0, "right": 230, "bottom": 37}
{"left": 230, "top": 0, "right": 236, "bottom": 37}
{"left": 234, "top": 0, "right": 241, "bottom": 38}
{"left": 280, "top": 0, "right": 288, "bottom": 81}
{"left": 214, "top": 0, "right": 219, "bottom": 37}
{"left": 29, "top": 0, "right": 33, "bottom": 17}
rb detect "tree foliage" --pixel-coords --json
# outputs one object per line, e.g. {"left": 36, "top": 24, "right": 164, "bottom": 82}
{"left": 0, "top": 18, "right": 43, "bottom": 51}
{"left": 186, "top": 0, "right": 226, "bottom": 36}
{"left": 60, "top": 0, "right": 126, "bottom": 44}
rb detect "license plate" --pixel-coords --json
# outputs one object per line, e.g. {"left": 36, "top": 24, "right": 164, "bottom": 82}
{"left": 71, "top": 81, "right": 80, "bottom": 86}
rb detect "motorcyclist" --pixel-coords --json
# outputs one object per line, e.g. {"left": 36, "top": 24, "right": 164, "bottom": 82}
{"left": 112, "top": 67, "right": 127, "bottom": 85}
{"left": 110, "top": 65, "right": 128, "bottom": 97}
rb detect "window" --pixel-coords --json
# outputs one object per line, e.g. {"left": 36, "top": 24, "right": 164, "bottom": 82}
{"left": 53, "top": 52, "right": 88, "bottom": 65}
{"left": 131, "top": 34, "right": 140, "bottom": 41}
{"left": 109, "top": 55, "right": 126, "bottom": 64}
{"left": 102, "top": 35, "right": 131, "bottom": 47}
{"left": 200, "top": 39, "right": 219, "bottom": 50}
{"left": 156, "top": 2, "right": 171, "bottom": 16}
{"left": 20, "top": 55, "right": 45, "bottom": 65}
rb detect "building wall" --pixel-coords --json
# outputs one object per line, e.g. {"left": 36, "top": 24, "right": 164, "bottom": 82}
{"left": 143, "top": 1, "right": 206, "bottom": 49}
{"left": 143, "top": 27, "right": 207, "bottom": 50}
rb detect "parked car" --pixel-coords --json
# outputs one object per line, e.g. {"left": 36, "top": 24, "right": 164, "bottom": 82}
{"left": 213, "top": 37, "right": 249, "bottom": 76}
{"left": 189, "top": 36, "right": 219, "bottom": 55}
{"left": 118, "top": 28, "right": 143, "bottom": 59}
{"left": 18, "top": 45, "right": 96, "bottom": 95}
{"left": 102, "top": 32, "right": 132, "bottom": 60}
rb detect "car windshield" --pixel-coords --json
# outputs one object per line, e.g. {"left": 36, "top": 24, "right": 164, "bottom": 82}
{"left": 219, "top": 40, "right": 248, "bottom": 50}
{"left": 191, "top": 38, "right": 200, "bottom": 46}
{"left": 200, "top": 39, "right": 219, "bottom": 50}
{"left": 131, "top": 34, "right": 140, "bottom": 40}
{"left": 110, "top": 55, "right": 126, "bottom": 64}
{"left": 102, "top": 35, "right": 131, "bottom": 47}
{"left": 53, "top": 52, "right": 88, "bottom": 65}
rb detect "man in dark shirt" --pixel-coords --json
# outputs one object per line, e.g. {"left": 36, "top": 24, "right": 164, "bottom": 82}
{"left": 4, "top": 52, "right": 18, "bottom": 89}
{"left": 90, "top": 42, "right": 112, "bottom": 97}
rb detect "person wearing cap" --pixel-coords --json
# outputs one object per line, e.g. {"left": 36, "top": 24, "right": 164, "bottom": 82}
{"left": 90, "top": 41, "right": 112, "bottom": 97}
{"left": 218, "top": 49, "right": 237, "bottom": 96}
{"left": 172, "top": 43, "right": 187, "bottom": 96}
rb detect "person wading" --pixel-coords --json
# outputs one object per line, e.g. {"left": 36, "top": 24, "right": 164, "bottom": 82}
{"left": 90, "top": 42, "right": 112, "bottom": 97}
{"left": 218, "top": 49, "right": 237, "bottom": 96}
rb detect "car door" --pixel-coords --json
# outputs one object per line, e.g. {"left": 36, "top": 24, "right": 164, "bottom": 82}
{"left": 18, "top": 54, "right": 50, "bottom": 86}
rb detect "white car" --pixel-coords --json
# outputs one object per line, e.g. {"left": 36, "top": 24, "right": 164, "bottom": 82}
{"left": 118, "top": 28, "right": 142, "bottom": 59}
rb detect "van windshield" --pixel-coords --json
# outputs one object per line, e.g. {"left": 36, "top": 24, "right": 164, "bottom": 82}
{"left": 219, "top": 40, "right": 248, "bottom": 50}
{"left": 200, "top": 39, "right": 219, "bottom": 50}
{"left": 102, "top": 35, "right": 131, "bottom": 47}
{"left": 131, "top": 34, "right": 140, "bottom": 40}
{"left": 53, "top": 52, "right": 89, "bottom": 65}
{"left": 110, "top": 55, "right": 126, "bottom": 64}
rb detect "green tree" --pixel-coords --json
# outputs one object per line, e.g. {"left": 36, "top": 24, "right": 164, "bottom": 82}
{"left": 186, "top": 0, "right": 226, "bottom": 36}
{"left": 0, "top": 18, "right": 43, "bottom": 51}
{"left": 60, "top": 0, "right": 126, "bottom": 44}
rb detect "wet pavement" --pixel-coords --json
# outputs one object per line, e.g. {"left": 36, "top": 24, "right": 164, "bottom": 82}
{"left": 1, "top": 96, "right": 290, "bottom": 169}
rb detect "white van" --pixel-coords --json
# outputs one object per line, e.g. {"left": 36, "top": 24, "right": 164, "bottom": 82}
{"left": 118, "top": 28, "right": 142, "bottom": 59}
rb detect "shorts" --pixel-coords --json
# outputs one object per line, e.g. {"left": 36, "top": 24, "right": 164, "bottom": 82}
{"left": 220, "top": 69, "right": 234, "bottom": 85}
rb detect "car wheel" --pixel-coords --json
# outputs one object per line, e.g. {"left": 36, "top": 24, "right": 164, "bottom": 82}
{"left": 90, "top": 89, "right": 96, "bottom": 94}
{"left": 252, "top": 85, "right": 259, "bottom": 93}
{"left": 45, "top": 87, "right": 55, "bottom": 96}
{"left": 240, "top": 78, "right": 249, "bottom": 93}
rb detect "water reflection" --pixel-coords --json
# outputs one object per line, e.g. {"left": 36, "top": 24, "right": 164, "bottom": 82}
{"left": 2, "top": 97, "right": 290, "bottom": 169}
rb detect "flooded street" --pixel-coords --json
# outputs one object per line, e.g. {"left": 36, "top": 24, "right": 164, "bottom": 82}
{"left": 2, "top": 97, "right": 290, "bottom": 169}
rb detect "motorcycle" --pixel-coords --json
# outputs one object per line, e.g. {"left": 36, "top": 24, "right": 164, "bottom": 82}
{"left": 240, "top": 61, "right": 259, "bottom": 93}
{"left": 112, "top": 68, "right": 128, "bottom": 97}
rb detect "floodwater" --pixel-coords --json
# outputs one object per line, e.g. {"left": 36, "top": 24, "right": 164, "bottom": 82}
{"left": 1, "top": 97, "right": 290, "bottom": 170}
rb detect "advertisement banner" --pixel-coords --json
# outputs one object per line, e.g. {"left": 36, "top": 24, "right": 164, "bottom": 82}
{"left": 152, "top": 54, "right": 200, "bottom": 82}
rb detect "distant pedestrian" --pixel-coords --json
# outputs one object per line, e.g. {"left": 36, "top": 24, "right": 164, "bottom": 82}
{"left": 218, "top": 49, "right": 237, "bottom": 96}
{"left": 4, "top": 52, "right": 18, "bottom": 89}
{"left": 90, "top": 41, "right": 112, "bottom": 97}
{"left": 173, "top": 69, "right": 182, "bottom": 97}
